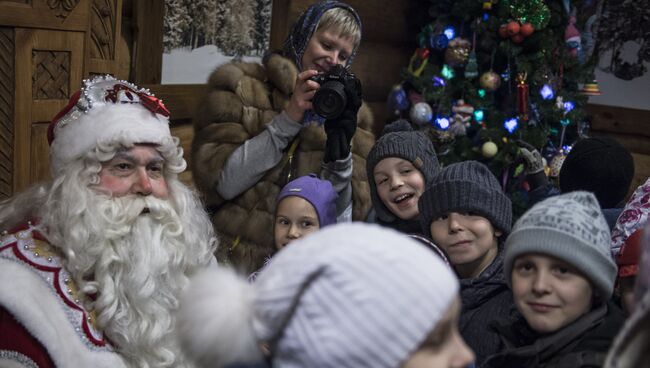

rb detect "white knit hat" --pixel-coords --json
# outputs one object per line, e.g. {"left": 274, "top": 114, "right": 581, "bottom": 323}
{"left": 177, "top": 223, "right": 459, "bottom": 368}
{"left": 47, "top": 75, "right": 173, "bottom": 176}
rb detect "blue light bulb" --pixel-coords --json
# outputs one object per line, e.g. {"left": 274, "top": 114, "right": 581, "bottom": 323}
{"left": 540, "top": 84, "right": 554, "bottom": 100}
{"left": 443, "top": 27, "right": 455, "bottom": 40}
{"left": 435, "top": 117, "right": 450, "bottom": 130}
{"left": 504, "top": 117, "right": 518, "bottom": 134}
{"left": 474, "top": 110, "right": 484, "bottom": 122}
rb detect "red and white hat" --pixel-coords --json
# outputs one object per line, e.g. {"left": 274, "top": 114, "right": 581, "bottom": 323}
{"left": 47, "top": 75, "right": 172, "bottom": 176}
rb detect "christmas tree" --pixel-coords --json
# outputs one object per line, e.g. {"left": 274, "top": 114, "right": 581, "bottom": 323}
{"left": 390, "top": 0, "right": 604, "bottom": 216}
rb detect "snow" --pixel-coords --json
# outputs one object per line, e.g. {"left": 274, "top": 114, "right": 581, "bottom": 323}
{"left": 161, "top": 45, "right": 261, "bottom": 84}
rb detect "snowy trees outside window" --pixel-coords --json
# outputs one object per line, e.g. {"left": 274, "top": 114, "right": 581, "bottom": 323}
{"left": 162, "top": 0, "right": 272, "bottom": 84}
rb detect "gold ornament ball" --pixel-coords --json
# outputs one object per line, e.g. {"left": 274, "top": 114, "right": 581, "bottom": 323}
{"left": 482, "top": 141, "right": 498, "bottom": 158}
{"left": 479, "top": 71, "right": 501, "bottom": 91}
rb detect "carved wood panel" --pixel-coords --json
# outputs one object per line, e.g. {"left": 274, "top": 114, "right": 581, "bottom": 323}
{"left": 0, "top": 0, "right": 88, "bottom": 31}
{"left": 0, "top": 27, "right": 15, "bottom": 199}
{"left": 32, "top": 50, "right": 70, "bottom": 99}
{"left": 90, "top": 0, "right": 116, "bottom": 60}
{"left": 85, "top": 0, "right": 126, "bottom": 78}
{"left": 47, "top": 0, "right": 81, "bottom": 19}
{"left": 14, "top": 28, "right": 84, "bottom": 191}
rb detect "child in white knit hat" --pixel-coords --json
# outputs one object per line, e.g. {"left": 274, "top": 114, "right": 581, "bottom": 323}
{"left": 484, "top": 191, "right": 624, "bottom": 368}
{"left": 176, "top": 223, "right": 474, "bottom": 368}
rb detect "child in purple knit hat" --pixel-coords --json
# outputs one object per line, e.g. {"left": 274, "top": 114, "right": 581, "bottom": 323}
{"left": 274, "top": 174, "right": 338, "bottom": 250}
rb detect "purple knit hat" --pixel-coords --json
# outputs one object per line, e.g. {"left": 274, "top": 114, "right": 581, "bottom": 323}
{"left": 277, "top": 174, "right": 337, "bottom": 227}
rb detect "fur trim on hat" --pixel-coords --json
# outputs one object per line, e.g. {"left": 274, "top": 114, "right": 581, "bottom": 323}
{"left": 49, "top": 103, "right": 172, "bottom": 176}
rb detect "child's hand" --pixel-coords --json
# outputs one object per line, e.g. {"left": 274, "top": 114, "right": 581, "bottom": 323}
{"left": 516, "top": 140, "right": 544, "bottom": 175}
{"left": 286, "top": 69, "right": 320, "bottom": 123}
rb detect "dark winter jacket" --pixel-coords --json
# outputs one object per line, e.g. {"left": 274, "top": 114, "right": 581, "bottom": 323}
{"left": 528, "top": 184, "right": 622, "bottom": 229}
{"left": 483, "top": 301, "right": 625, "bottom": 368}
{"left": 459, "top": 250, "right": 516, "bottom": 366}
{"left": 366, "top": 208, "right": 426, "bottom": 237}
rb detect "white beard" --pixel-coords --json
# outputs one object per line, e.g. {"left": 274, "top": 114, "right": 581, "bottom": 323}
{"left": 83, "top": 195, "right": 191, "bottom": 367}
{"left": 0, "top": 144, "right": 216, "bottom": 367}
{"left": 41, "top": 169, "right": 214, "bottom": 368}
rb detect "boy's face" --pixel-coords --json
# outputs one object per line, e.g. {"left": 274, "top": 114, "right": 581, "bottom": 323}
{"left": 274, "top": 196, "right": 320, "bottom": 250}
{"left": 429, "top": 212, "right": 501, "bottom": 278}
{"left": 511, "top": 253, "right": 593, "bottom": 334}
{"left": 401, "top": 297, "right": 475, "bottom": 368}
{"left": 373, "top": 157, "right": 426, "bottom": 220}
{"left": 301, "top": 28, "right": 355, "bottom": 72}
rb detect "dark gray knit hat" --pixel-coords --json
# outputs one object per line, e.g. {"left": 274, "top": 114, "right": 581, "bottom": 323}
{"left": 418, "top": 160, "right": 512, "bottom": 238}
{"left": 366, "top": 120, "right": 440, "bottom": 222}
{"left": 504, "top": 191, "right": 617, "bottom": 298}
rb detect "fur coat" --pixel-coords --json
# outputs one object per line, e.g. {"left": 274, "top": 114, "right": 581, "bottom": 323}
{"left": 192, "top": 54, "right": 375, "bottom": 274}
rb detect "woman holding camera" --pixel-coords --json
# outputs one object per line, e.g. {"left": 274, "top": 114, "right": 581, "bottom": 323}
{"left": 191, "top": 1, "right": 375, "bottom": 274}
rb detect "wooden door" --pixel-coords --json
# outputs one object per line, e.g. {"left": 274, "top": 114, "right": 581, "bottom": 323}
{"left": 0, "top": 0, "right": 133, "bottom": 198}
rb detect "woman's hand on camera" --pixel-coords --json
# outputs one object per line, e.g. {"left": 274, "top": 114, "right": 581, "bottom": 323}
{"left": 286, "top": 69, "right": 320, "bottom": 123}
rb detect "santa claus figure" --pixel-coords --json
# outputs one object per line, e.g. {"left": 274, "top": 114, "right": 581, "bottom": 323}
{"left": 0, "top": 76, "right": 217, "bottom": 368}
{"left": 449, "top": 99, "right": 475, "bottom": 136}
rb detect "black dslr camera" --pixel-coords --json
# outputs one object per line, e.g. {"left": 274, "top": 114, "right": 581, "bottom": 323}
{"left": 309, "top": 65, "right": 360, "bottom": 119}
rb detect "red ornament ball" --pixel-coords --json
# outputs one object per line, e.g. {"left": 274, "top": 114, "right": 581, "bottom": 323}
{"left": 520, "top": 23, "right": 534, "bottom": 37}
{"left": 511, "top": 34, "right": 525, "bottom": 44}
{"left": 507, "top": 21, "right": 520, "bottom": 36}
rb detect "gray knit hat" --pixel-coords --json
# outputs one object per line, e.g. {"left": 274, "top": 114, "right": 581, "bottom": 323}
{"left": 504, "top": 191, "right": 618, "bottom": 298}
{"left": 418, "top": 160, "right": 512, "bottom": 238}
{"left": 366, "top": 120, "right": 440, "bottom": 222}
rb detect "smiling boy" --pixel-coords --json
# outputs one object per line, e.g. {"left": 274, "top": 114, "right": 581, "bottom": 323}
{"left": 418, "top": 160, "right": 513, "bottom": 365}
{"left": 484, "top": 191, "right": 624, "bottom": 368}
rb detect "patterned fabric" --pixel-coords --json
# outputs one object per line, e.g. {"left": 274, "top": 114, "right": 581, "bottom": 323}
{"left": 0, "top": 223, "right": 110, "bottom": 348}
{"left": 611, "top": 177, "right": 650, "bottom": 256}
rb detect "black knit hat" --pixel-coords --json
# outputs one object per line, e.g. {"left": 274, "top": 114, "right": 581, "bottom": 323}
{"left": 418, "top": 160, "right": 512, "bottom": 238}
{"left": 366, "top": 120, "right": 440, "bottom": 222}
{"left": 559, "top": 137, "right": 634, "bottom": 208}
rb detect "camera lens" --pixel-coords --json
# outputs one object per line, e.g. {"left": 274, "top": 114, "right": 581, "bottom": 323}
{"left": 313, "top": 80, "right": 347, "bottom": 119}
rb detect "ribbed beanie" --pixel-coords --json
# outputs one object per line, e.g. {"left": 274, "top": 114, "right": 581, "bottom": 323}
{"left": 559, "top": 137, "right": 634, "bottom": 208}
{"left": 366, "top": 120, "right": 440, "bottom": 222}
{"left": 504, "top": 191, "right": 617, "bottom": 298}
{"left": 418, "top": 160, "right": 512, "bottom": 238}
{"left": 277, "top": 174, "right": 337, "bottom": 227}
{"left": 254, "top": 223, "right": 458, "bottom": 368}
